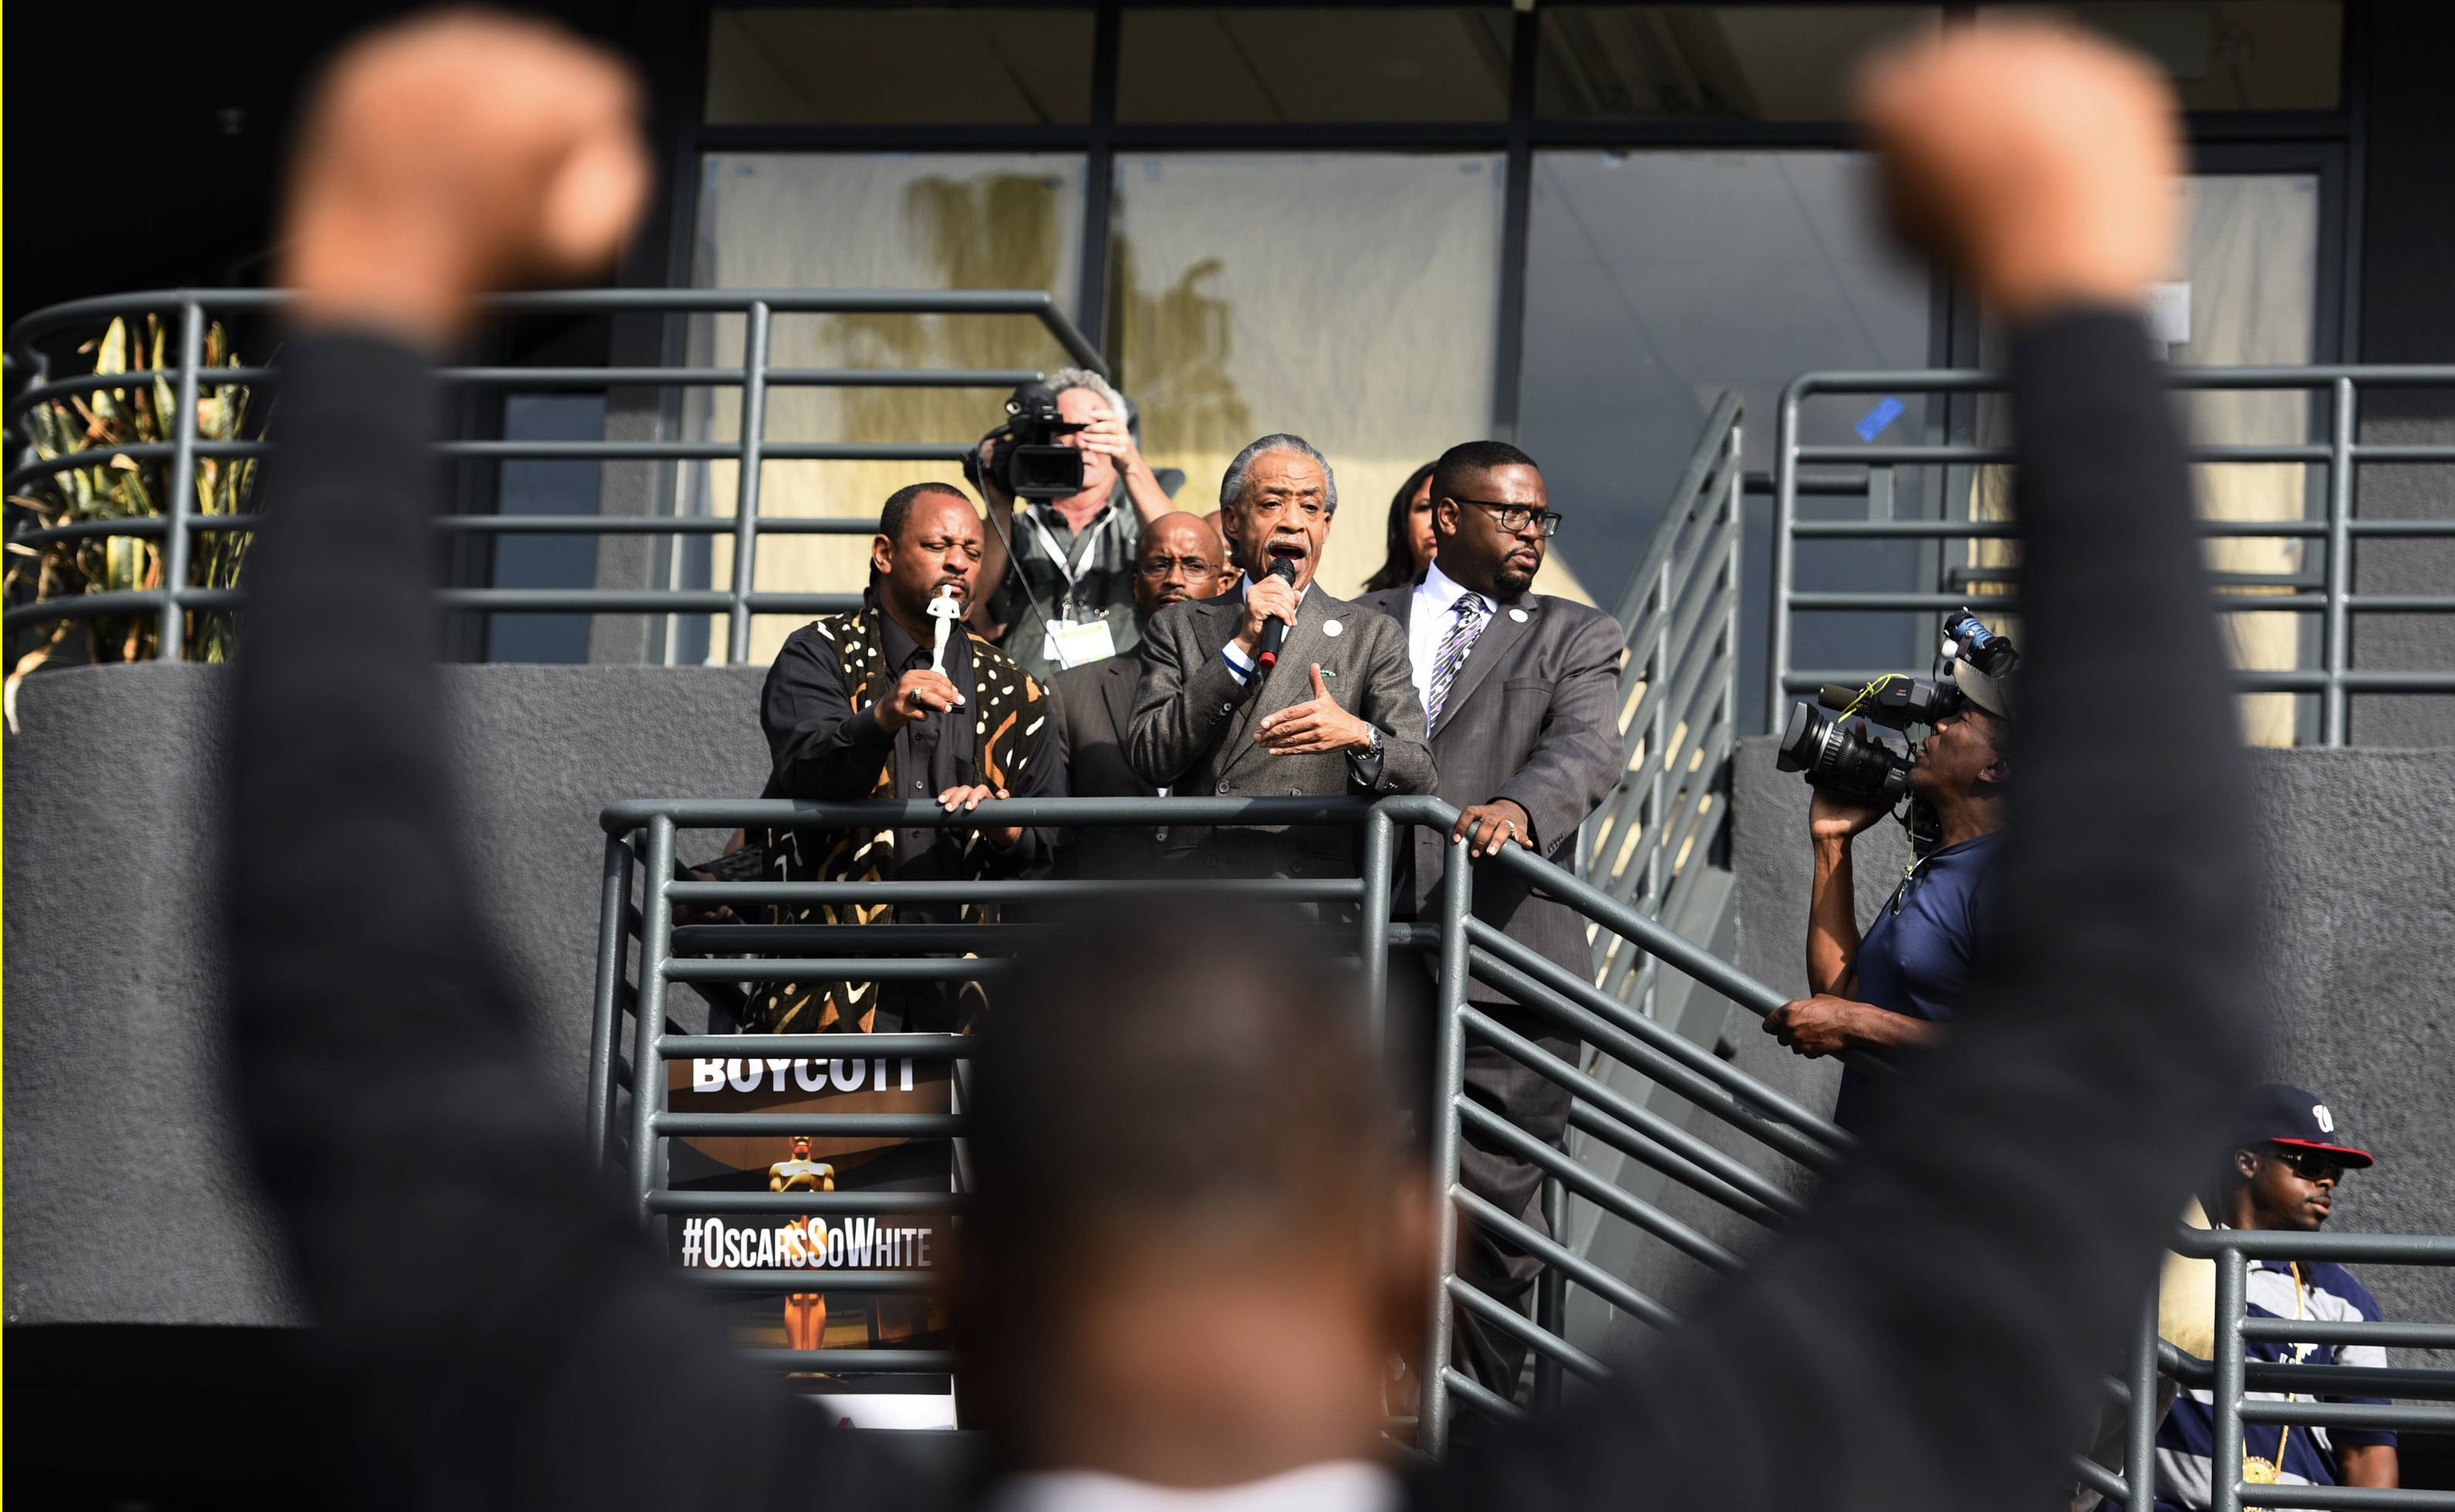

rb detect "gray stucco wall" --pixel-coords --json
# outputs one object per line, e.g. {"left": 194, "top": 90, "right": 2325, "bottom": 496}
{"left": 5, "top": 661, "right": 767, "bottom": 1326}
{"left": 1730, "top": 734, "right": 2455, "bottom": 1354}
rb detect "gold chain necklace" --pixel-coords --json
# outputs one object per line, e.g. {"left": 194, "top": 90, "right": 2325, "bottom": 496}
{"left": 2241, "top": 1260, "right": 2304, "bottom": 1493}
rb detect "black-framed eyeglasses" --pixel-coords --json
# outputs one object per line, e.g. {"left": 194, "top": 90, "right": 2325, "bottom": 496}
{"left": 2266, "top": 1146, "right": 2351, "bottom": 1183}
{"left": 1135, "top": 556, "right": 1221, "bottom": 580}
{"left": 1454, "top": 498, "right": 1563, "bottom": 536}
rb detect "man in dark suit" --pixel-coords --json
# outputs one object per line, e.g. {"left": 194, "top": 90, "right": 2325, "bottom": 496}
{"left": 1357, "top": 438, "right": 1626, "bottom": 1398}
{"left": 1048, "top": 511, "right": 1229, "bottom": 873}
{"left": 1127, "top": 434, "right": 1435, "bottom": 879}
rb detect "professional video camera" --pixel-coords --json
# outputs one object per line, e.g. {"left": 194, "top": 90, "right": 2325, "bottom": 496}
{"left": 965, "top": 381, "right": 1087, "bottom": 502}
{"left": 1775, "top": 608, "right": 2020, "bottom": 809}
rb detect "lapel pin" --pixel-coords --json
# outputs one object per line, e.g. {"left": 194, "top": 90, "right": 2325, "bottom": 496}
{"left": 1322, "top": 618, "right": 1343, "bottom": 637}
{"left": 1509, "top": 608, "right": 1529, "bottom": 622}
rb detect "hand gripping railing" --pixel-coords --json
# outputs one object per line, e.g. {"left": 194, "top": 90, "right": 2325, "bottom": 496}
{"left": 1766, "top": 366, "right": 2455, "bottom": 744}
{"left": 6, "top": 288, "right": 1103, "bottom": 664}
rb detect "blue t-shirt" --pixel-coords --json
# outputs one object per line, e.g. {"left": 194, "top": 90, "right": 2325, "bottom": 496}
{"left": 1832, "top": 831, "right": 2001, "bottom": 1133}
{"left": 2128, "top": 1258, "right": 2395, "bottom": 1510}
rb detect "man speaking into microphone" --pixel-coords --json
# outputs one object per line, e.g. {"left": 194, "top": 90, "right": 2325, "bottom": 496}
{"left": 1128, "top": 434, "right": 1433, "bottom": 880}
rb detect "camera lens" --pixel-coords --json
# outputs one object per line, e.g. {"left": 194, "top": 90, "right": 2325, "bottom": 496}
{"left": 1776, "top": 700, "right": 1911, "bottom": 805}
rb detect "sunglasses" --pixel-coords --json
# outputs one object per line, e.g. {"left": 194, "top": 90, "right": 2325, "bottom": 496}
{"left": 2266, "top": 1146, "right": 2351, "bottom": 1183}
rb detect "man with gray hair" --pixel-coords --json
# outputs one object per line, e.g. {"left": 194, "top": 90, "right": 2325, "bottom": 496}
{"left": 1127, "top": 434, "right": 1433, "bottom": 880}
{"left": 973, "top": 366, "right": 1180, "bottom": 684}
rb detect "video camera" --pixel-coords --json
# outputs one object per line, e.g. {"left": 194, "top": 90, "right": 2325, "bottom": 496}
{"left": 1774, "top": 609, "right": 2019, "bottom": 807}
{"left": 965, "top": 382, "right": 1087, "bottom": 502}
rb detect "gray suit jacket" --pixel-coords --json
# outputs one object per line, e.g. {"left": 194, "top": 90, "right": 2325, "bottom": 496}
{"left": 1357, "top": 583, "right": 1626, "bottom": 999}
{"left": 1049, "top": 649, "right": 1164, "bottom": 876}
{"left": 1126, "top": 588, "right": 1435, "bottom": 877}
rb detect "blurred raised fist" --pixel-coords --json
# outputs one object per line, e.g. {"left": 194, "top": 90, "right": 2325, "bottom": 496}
{"left": 280, "top": 11, "right": 651, "bottom": 342}
{"left": 1857, "top": 20, "right": 2181, "bottom": 324}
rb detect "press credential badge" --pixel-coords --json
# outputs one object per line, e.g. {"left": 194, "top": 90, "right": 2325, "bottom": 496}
{"left": 1044, "top": 615, "right": 1118, "bottom": 669}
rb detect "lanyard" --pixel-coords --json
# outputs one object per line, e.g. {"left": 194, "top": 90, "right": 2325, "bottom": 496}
{"left": 1020, "top": 499, "right": 1120, "bottom": 621}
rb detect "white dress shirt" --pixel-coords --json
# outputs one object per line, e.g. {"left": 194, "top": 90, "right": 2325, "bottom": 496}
{"left": 1407, "top": 559, "right": 1487, "bottom": 710}
{"left": 989, "top": 1459, "right": 1401, "bottom": 1512}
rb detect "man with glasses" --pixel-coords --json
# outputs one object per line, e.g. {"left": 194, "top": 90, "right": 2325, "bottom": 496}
{"left": 2140, "top": 1085, "right": 2399, "bottom": 1507}
{"left": 1048, "top": 512, "right": 1231, "bottom": 874}
{"left": 1127, "top": 434, "right": 1433, "bottom": 882}
{"left": 1357, "top": 438, "right": 1625, "bottom": 1399}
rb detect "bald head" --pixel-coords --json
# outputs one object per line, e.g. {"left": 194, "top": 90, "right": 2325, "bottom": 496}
{"left": 1132, "top": 511, "right": 1230, "bottom": 618}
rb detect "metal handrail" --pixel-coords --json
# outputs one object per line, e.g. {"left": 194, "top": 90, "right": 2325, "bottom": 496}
{"left": 587, "top": 791, "right": 2455, "bottom": 1470}
{"left": 5, "top": 288, "right": 1104, "bottom": 662}
{"left": 1766, "top": 365, "right": 2455, "bottom": 744}
{"left": 1581, "top": 387, "right": 1744, "bottom": 1015}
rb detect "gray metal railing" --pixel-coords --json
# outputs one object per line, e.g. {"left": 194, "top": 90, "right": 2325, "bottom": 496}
{"left": 1767, "top": 366, "right": 2455, "bottom": 745}
{"left": 589, "top": 792, "right": 2455, "bottom": 1483}
{"left": 589, "top": 794, "right": 1848, "bottom": 1412}
{"left": 5, "top": 288, "right": 1103, "bottom": 663}
{"left": 2179, "top": 1228, "right": 2455, "bottom": 1512}
{"left": 1581, "top": 388, "right": 1745, "bottom": 1009}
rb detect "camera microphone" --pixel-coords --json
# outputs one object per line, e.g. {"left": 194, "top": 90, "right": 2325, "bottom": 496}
{"left": 1253, "top": 556, "right": 1299, "bottom": 674}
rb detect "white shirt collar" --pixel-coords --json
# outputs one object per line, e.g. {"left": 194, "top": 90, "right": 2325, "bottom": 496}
{"left": 1414, "top": 558, "right": 1483, "bottom": 616}
{"left": 989, "top": 1460, "right": 1401, "bottom": 1512}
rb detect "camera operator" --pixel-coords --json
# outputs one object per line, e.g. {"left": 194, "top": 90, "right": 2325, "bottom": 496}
{"left": 972, "top": 367, "right": 1178, "bottom": 685}
{"left": 1765, "top": 667, "right": 2012, "bottom": 1134}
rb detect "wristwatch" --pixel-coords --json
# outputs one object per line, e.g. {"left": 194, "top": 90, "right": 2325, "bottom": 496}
{"left": 1359, "top": 725, "right": 1384, "bottom": 759}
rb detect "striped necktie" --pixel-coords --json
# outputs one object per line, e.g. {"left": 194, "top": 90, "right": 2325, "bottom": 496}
{"left": 1425, "top": 591, "right": 1489, "bottom": 732}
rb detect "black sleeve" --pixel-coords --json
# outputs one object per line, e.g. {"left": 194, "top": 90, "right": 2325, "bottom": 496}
{"left": 226, "top": 332, "right": 921, "bottom": 1512}
{"left": 1436, "top": 311, "right": 2261, "bottom": 1512}
{"left": 761, "top": 628, "right": 897, "bottom": 799}
{"left": 980, "top": 690, "right": 1069, "bottom": 873}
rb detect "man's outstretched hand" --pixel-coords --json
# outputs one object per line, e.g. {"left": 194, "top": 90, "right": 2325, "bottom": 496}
{"left": 281, "top": 12, "right": 652, "bottom": 344}
{"left": 1857, "top": 19, "right": 2181, "bottom": 324}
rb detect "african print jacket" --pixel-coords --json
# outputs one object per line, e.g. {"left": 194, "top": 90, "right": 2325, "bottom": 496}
{"left": 750, "top": 604, "right": 1060, "bottom": 1034}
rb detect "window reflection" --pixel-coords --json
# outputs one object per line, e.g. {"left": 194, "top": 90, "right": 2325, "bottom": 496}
{"left": 1108, "top": 152, "right": 1524, "bottom": 601}
{"left": 1537, "top": 8, "right": 1938, "bottom": 121}
{"left": 1982, "top": 4, "right": 2341, "bottom": 111}
{"left": 1515, "top": 150, "right": 1931, "bottom": 715}
{"left": 705, "top": 9, "right": 1095, "bottom": 124}
{"left": 1119, "top": 9, "right": 1512, "bottom": 123}
{"left": 686, "top": 153, "right": 1088, "bottom": 665}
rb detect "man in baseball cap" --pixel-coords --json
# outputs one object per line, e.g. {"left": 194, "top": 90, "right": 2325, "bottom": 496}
{"left": 2143, "top": 1085, "right": 2397, "bottom": 1505}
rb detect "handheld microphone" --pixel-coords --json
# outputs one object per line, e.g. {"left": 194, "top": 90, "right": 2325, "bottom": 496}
{"left": 1253, "top": 556, "right": 1299, "bottom": 673}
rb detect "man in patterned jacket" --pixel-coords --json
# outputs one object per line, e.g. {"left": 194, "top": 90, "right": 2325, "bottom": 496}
{"left": 753, "top": 481, "right": 1065, "bottom": 1034}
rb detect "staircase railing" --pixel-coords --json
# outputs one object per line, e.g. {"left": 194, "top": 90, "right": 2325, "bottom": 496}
{"left": 1580, "top": 388, "right": 1745, "bottom": 1010}
{"left": 591, "top": 793, "right": 2455, "bottom": 1484}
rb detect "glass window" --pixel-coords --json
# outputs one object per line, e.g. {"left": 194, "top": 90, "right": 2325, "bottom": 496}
{"left": 705, "top": 9, "right": 1095, "bottom": 124}
{"left": 1119, "top": 9, "right": 1512, "bottom": 124}
{"left": 1109, "top": 152, "right": 1514, "bottom": 601}
{"left": 487, "top": 394, "right": 604, "bottom": 664}
{"left": 686, "top": 153, "right": 1089, "bottom": 666}
{"left": 1514, "top": 150, "right": 1932, "bottom": 707}
{"left": 1983, "top": 4, "right": 2341, "bottom": 111}
{"left": 1537, "top": 8, "right": 1938, "bottom": 121}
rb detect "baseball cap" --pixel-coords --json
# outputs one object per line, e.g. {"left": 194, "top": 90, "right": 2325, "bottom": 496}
{"left": 2229, "top": 1082, "right": 2375, "bottom": 1167}
{"left": 1952, "top": 659, "right": 2014, "bottom": 719}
